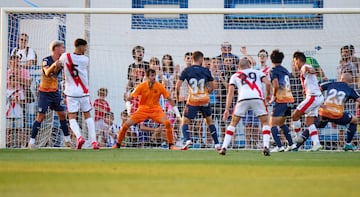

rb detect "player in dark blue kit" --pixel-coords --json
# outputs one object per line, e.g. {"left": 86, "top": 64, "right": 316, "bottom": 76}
{"left": 175, "top": 51, "right": 220, "bottom": 151}
{"left": 28, "top": 40, "right": 72, "bottom": 148}
{"left": 295, "top": 73, "right": 360, "bottom": 151}
{"left": 268, "top": 49, "right": 297, "bottom": 152}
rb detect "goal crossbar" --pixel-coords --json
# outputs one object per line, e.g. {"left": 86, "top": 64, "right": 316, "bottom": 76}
{"left": 2, "top": 7, "right": 360, "bottom": 14}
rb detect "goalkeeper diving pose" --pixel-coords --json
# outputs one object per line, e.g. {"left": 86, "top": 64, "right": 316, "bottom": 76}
{"left": 295, "top": 73, "right": 360, "bottom": 151}
{"left": 112, "top": 69, "right": 181, "bottom": 150}
{"left": 28, "top": 40, "right": 72, "bottom": 149}
{"left": 175, "top": 51, "right": 220, "bottom": 151}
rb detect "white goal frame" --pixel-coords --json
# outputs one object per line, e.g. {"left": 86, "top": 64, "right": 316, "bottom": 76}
{"left": 1, "top": 7, "right": 360, "bottom": 148}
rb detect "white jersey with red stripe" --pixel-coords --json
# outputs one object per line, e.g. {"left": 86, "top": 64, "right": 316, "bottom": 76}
{"left": 60, "top": 52, "right": 90, "bottom": 97}
{"left": 300, "top": 64, "right": 322, "bottom": 96}
{"left": 261, "top": 66, "right": 271, "bottom": 76}
{"left": 229, "top": 68, "right": 266, "bottom": 101}
{"left": 260, "top": 65, "right": 271, "bottom": 98}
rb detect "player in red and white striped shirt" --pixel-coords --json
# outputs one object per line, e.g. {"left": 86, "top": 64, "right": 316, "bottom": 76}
{"left": 60, "top": 38, "right": 99, "bottom": 150}
{"left": 220, "top": 57, "right": 272, "bottom": 156}
{"left": 291, "top": 51, "right": 324, "bottom": 151}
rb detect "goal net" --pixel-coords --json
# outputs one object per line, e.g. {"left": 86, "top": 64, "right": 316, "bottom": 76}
{"left": 1, "top": 2, "right": 359, "bottom": 150}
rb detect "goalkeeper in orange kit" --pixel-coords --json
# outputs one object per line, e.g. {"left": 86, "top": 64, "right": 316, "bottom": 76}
{"left": 112, "top": 69, "right": 181, "bottom": 150}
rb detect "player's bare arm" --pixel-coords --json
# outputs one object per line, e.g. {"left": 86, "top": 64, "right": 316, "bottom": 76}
{"left": 166, "top": 95, "right": 181, "bottom": 119}
{"left": 207, "top": 81, "right": 215, "bottom": 93}
{"left": 44, "top": 60, "right": 61, "bottom": 76}
{"left": 175, "top": 79, "right": 183, "bottom": 101}
{"left": 167, "top": 97, "right": 176, "bottom": 107}
{"left": 262, "top": 76, "right": 272, "bottom": 102}
{"left": 223, "top": 84, "right": 235, "bottom": 121}
{"left": 125, "top": 94, "right": 134, "bottom": 102}
{"left": 271, "top": 78, "right": 279, "bottom": 100}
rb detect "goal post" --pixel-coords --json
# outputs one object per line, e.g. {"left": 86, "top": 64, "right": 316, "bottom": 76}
{"left": 1, "top": 7, "right": 360, "bottom": 149}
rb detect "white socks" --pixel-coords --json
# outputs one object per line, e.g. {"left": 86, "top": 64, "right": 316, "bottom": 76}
{"left": 222, "top": 126, "right": 235, "bottom": 149}
{"left": 309, "top": 124, "right": 320, "bottom": 146}
{"left": 292, "top": 120, "right": 302, "bottom": 137}
{"left": 262, "top": 125, "right": 271, "bottom": 148}
{"left": 69, "top": 119, "right": 82, "bottom": 139}
{"left": 64, "top": 135, "right": 71, "bottom": 142}
{"left": 29, "top": 138, "right": 35, "bottom": 145}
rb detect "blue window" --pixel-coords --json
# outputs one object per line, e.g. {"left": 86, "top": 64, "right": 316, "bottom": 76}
{"left": 132, "top": 0, "right": 188, "bottom": 29}
{"left": 224, "top": 0, "right": 323, "bottom": 30}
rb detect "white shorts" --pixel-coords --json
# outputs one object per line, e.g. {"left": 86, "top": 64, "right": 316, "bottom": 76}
{"left": 233, "top": 99, "right": 268, "bottom": 117}
{"left": 66, "top": 96, "right": 92, "bottom": 113}
{"left": 296, "top": 95, "right": 324, "bottom": 117}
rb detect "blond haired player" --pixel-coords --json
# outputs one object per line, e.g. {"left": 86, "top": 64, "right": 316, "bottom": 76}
{"left": 28, "top": 40, "right": 71, "bottom": 149}
{"left": 219, "top": 57, "right": 272, "bottom": 156}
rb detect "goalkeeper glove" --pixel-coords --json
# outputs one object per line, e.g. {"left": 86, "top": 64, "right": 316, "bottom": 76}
{"left": 172, "top": 106, "right": 182, "bottom": 119}
{"left": 125, "top": 101, "right": 132, "bottom": 116}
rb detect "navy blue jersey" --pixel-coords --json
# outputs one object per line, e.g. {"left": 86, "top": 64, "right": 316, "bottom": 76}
{"left": 180, "top": 65, "right": 213, "bottom": 106}
{"left": 319, "top": 81, "right": 360, "bottom": 119}
{"left": 39, "top": 55, "right": 62, "bottom": 92}
{"left": 43, "top": 55, "right": 55, "bottom": 67}
{"left": 270, "top": 65, "right": 294, "bottom": 103}
{"left": 321, "top": 81, "right": 359, "bottom": 103}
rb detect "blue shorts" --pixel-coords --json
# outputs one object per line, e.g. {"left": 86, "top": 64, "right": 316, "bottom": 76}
{"left": 183, "top": 104, "right": 212, "bottom": 119}
{"left": 320, "top": 112, "right": 353, "bottom": 126}
{"left": 272, "top": 103, "right": 292, "bottom": 117}
{"left": 37, "top": 91, "right": 65, "bottom": 114}
{"left": 241, "top": 110, "right": 260, "bottom": 126}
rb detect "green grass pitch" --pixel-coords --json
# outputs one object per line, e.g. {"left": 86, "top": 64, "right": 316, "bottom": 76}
{"left": 0, "top": 148, "right": 359, "bottom": 197}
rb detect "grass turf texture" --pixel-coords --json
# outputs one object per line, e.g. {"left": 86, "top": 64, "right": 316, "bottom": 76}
{"left": 0, "top": 149, "right": 359, "bottom": 197}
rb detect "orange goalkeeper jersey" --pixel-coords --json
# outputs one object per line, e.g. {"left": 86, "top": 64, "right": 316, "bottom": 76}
{"left": 131, "top": 81, "right": 170, "bottom": 109}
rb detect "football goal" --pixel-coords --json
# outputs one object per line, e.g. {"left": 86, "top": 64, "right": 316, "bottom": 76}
{"left": 1, "top": 5, "right": 359, "bottom": 150}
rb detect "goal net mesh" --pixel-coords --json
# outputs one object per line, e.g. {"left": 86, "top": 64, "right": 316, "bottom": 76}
{"left": 3, "top": 4, "right": 360, "bottom": 150}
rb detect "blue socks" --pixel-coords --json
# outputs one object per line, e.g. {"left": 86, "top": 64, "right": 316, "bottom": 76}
{"left": 296, "top": 129, "right": 309, "bottom": 148}
{"left": 182, "top": 124, "right": 190, "bottom": 141}
{"left": 271, "top": 126, "right": 282, "bottom": 147}
{"left": 209, "top": 124, "right": 219, "bottom": 144}
{"left": 31, "top": 121, "right": 41, "bottom": 138}
{"left": 60, "top": 120, "right": 70, "bottom": 137}
{"left": 346, "top": 123, "right": 357, "bottom": 144}
{"left": 281, "top": 125, "right": 294, "bottom": 145}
